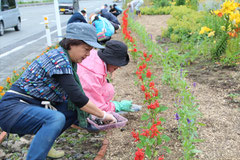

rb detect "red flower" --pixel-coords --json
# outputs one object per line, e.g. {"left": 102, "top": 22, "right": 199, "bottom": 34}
{"left": 140, "top": 129, "right": 150, "bottom": 137}
{"left": 149, "top": 81, "right": 154, "bottom": 88}
{"left": 147, "top": 103, "right": 155, "bottom": 109}
{"left": 131, "top": 130, "right": 140, "bottom": 142}
{"left": 133, "top": 48, "right": 137, "bottom": 52}
{"left": 152, "top": 88, "right": 159, "bottom": 97}
{"left": 136, "top": 70, "right": 141, "bottom": 75}
{"left": 139, "top": 75, "right": 143, "bottom": 81}
{"left": 145, "top": 58, "right": 150, "bottom": 62}
{"left": 218, "top": 12, "right": 223, "bottom": 17}
{"left": 158, "top": 155, "right": 164, "bottom": 160}
{"left": 145, "top": 92, "right": 151, "bottom": 100}
{"left": 135, "top": 148, "right": 144, "bottom": 160}
{"left": 139, "top": 65, "right": 144, "bottom": 71}
{"left": 154, "top": 100, "right": 159, "bottom": 108}
{"left": 142, "top": 63, "right": 147, "bottom": 69}
{"left": 146, "top": 69, "right": 152, "bottom": 78}
{"left": 141, "top": 85, "right": 146, "bottom": 91}
{"left": 150, "top": 124, "right": 161, "bottom": 138}
{"left": 143, "top": 52, "right": 147, "bottom": 57}
{"left": 149, "top": 54, "right": 153, "bottom": 58}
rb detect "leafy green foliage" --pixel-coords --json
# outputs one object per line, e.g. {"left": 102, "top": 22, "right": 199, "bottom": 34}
{"left": 153, "top": 0, "right": 170, "bottom": 7}
{"left": 140, "top": 6, "right": 173, "bottom": 15}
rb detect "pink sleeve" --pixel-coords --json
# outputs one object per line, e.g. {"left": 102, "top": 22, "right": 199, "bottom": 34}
{"left": 78, "top": 69, "right": 116, "bottom": 112}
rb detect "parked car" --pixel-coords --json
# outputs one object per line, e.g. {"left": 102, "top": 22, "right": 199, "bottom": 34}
{"left": 59, "top": 0, "right": 74, "bottom": 14}
{"left": 0, "top": 0, "right": 21, "bottom": 36}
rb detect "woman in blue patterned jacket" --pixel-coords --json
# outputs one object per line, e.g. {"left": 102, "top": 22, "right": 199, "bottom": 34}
{"left": 0, "top": 23, "right": 117, "bottom": 160}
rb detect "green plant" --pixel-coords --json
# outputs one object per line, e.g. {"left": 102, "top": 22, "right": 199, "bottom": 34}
{"left": 153, "top": 0, "right": 170, "bottom": 7}
{"left": 175, "top": 0, "right": 185, "bottom": 5}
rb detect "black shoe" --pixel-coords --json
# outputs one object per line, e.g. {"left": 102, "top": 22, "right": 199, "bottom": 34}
{"left": 83, "top": 122, "right": 100, "bottom": 133}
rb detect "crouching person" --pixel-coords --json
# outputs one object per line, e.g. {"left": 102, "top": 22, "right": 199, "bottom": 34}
{"left": 77, "top": 40, "right": 142, "bottom": 114}
{"left": 0, "top": 23, "right": 116, "bottom": 160}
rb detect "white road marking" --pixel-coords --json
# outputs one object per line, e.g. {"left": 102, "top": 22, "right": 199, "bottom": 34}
{"left": 0, "top": 26, "right": 67, "bottom": 59}
{"left": 21, "top": 19, "right": 27, "bottom": 22}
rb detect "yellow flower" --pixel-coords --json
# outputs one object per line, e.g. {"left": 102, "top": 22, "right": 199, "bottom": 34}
{"left": 208, "top": 31, "right": 215, "bottom": 37}
{"left": 16, "top": 73, "right": 19, "bottom": 76}
{"left": 221, "top": 0, "right": 239, "bottom": 15}
{"left": 13, "top": 70, "right": 16, "bottom": 74}
{"left": 1, "top": 92, "right": 5, "bottom": 96}
{"left": 221, "top": 26, "right": 226, "bottom": 31}
{"left": 22, "top": 67, "right": 26, "bottom": 70}
{"left": 199, "top": 26, "right": 212, "bottom": 35}
{"left": 0, "top": 86, "right": 3, "bottom": 90}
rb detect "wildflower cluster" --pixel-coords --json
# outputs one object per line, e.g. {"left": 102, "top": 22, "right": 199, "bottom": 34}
{"left": 0, "top": 45, "right": 58, "bottom": 99}
{"left": 127, "top": 13, "right": 203, "bottom": 159}
{"left": 213, "top": 0, "right": 240, "bottom": 38}
{"left": 122, "top": 9, "right": 169, "bottom": 160}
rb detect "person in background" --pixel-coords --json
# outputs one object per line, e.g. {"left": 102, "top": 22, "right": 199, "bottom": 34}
{"left": 67, "top": 9, "right": 87, "bottom": 24}
{"left": 109, "top": 4, "right": 122, "bottom": 17}
{"left": 95, "top": 8, "right": 120, "bottom": 31}
{"left": 77, "top": 40, "right": 142, "bottom": 113}
{"left": 102, "top": 4, "right": 108, "bottom": 13}
{"left": 90, "top": 14, "right": 115, "bottom": 44}
{"left": 128, "top": 0, "right": 144, "bottom": 16}
{"left": 0, "top": 23, "right": 117, "bottom": 160}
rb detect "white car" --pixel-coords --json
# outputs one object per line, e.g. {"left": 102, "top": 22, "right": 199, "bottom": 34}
{"left": 0, "top": 0, "right": 21, "bottom": 36}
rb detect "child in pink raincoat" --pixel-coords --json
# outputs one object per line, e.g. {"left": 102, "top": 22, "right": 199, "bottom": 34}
{"left": 77, "top": 40, "right": 141, "bottom": 113}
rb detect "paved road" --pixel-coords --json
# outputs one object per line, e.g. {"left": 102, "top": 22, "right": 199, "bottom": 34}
{"left": 0, "top": 0, "right": 122, "bottom": 86}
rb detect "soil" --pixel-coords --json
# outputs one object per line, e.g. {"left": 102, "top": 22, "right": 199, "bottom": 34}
{"left": 105, "top": 15, "right": 240, "bottom": 160}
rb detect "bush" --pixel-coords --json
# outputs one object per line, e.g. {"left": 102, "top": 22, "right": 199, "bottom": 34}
{"left": 141, "top": 6, "right": 173, "bottom": 15}
{"left": 153, "top": 0, "right": 170, "bottom": 7}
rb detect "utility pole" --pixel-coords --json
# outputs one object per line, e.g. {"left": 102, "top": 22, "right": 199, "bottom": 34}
{"left": 53, "top": 0, "right": 62, "bottom": 42}
{"left": 73, "top": 0, "right": 79, "bottom": 13}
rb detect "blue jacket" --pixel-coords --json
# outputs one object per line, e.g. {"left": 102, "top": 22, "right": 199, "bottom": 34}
{"left": 92, "top": 16, "right": 114, "bottom": 37}
{"left": 101, "top": 10, "right": 120, "bottom": 25}
{"left": 67, "top": 12, "right": 87, "bottom": 24}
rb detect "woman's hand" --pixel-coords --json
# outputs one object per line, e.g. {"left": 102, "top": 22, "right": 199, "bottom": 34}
{"left": 81, "top": 101, "right": 117, "bottom": 123}
{"left": 100, "top": 111, "right": 117, "bottom": 124}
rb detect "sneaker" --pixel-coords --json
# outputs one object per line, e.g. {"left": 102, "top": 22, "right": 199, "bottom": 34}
{"left": 130, "top": 104, "right": 142, "bottom": 112}
{"left": 83, "top": 122, "right": 100, "bottom": 133}
{"left": 47, "top": 147, "right": 65, "bottom": 159}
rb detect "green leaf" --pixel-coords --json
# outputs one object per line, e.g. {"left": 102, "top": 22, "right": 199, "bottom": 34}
{"left": 141, "top": 113, "right": 150, "bottom": 121}
{"left": 147, "top": 122, "right": 153, "bottom": 129}
{"left": 191, "top": 149, "right": 202, "bottom": 153}
{"left": 159, "top": 105, "right": 168, "bottom": 112}
{"left": 157, "top": 137, "right": 162, "bottom": 145}
{"left": 198, "top": 122, "right": 206, "bottom": 126}
{"left": 162, "top": 146, "right": 171, "bottom": 153}
{"left": 136, "top": 143, "right": 143, "bottom": 149}
{"left": 159, "top": 117, "right": 166, "bottom": 122}
{"left": 149, "top": 138, "right": 155, "bottom": 145}
{"left": 146, "top": 145, "right": 152, "bottom": 158}
{"left": 162, "top": 135, "right": 171, "bottom": 142}
{"left": 192, "top": 139, "right": 204, "bottom": 143}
